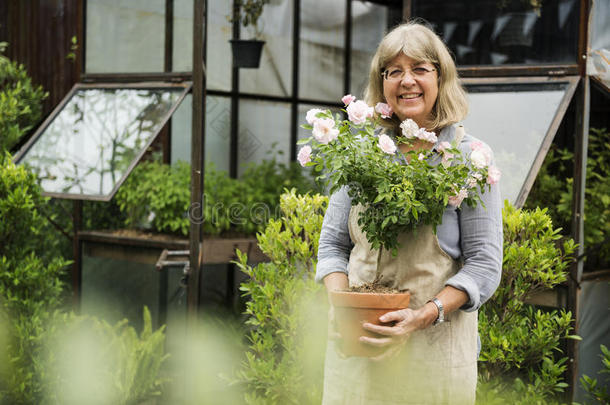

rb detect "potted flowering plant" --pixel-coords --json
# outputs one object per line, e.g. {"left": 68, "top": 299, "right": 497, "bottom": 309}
{"left": 298, "top": 96, "right": 500, "bottom": 357}
{"left": 298, "top": 95, "right": 501, "bottom": 257}
{"left": 228, "top": 0, "right": 270, "bottom": 68}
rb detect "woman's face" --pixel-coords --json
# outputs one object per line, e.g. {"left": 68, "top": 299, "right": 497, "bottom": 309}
{"left": 382, "top": 53, "right": 439, "bottom": 129}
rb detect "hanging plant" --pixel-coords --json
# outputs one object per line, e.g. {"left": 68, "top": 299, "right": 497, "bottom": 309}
{"left": 227, "top": 0, "right": 271, "bottom": 68}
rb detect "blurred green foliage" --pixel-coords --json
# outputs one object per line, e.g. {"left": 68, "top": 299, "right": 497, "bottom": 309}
{"left": 579, "top": 344, "right": 610, "bottom": 404}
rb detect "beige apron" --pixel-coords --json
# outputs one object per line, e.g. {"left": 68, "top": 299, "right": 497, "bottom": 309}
{"left": 322, "top": 128, "right": 478, "bottom": 405}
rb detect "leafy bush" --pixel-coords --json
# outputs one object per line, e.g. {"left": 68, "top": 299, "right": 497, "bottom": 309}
{"left": 0, "top": 153, "right": 70, "bottom": 404}
{"left": 580, "top": 344, "right": 610, "bottom": 404}
{"left": 0, "top": 47, "right": 47, "bottom": 152}
{"left": 43, "top": 307, "right": 168, "bottom": 405}
{"left": 477, "top": 201, "right": 578, "bottom": 404}
{"left": 115, "top": 159, "right": 319, "bottom": 236}
{"left": 234, "top": 190, "right": 328, "bottom": 405}
{"left": 525, "top": 128, "right": 610, "bottom": 270}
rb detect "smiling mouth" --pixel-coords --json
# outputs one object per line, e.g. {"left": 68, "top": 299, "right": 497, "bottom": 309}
{"left": 399, "top": 94, "right": 422, "bottom": 100}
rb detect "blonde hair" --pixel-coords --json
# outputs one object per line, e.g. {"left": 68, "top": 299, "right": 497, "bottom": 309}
{"left": 364, "top": 21, "right": 468, "bottom": 132}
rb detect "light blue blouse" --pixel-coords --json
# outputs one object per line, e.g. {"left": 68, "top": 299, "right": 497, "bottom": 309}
{"left": 315, "top": 124, "right": 503, "bottom": 312}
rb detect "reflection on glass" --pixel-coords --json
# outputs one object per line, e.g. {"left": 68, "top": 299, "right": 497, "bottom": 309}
{"left": 239, "top": 0, "right": 294, "bottom": 97}
{"left": 170, "top": 95, "right": 231, "bottom": 173}
{"left": 462, "top": 82, "right": 568, "bottom": 203}
{"left": 19, "top": 87, "right": 184, "bottom": 197}
{"left": 237, "top": 100, "right": 291, "bottom": 176}
{"left": 299, "top": 0, "right": 346, "bottom": 101}
{"left": 350, "top": 1, "right": 390, "bottom": 97}
{"left": 86, "top": 0, "right": 165, "bottom": 73}
{"left": 412, "top": 0, "right": 578, "bottom": 65}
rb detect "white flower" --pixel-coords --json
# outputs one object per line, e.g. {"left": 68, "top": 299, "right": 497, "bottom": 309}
{"left": 467, "top": 172, "right": 483, "bottom": 188}
{"left": 312, "top": 118, "right": 339, "bottom": 144}
{"left": 306, "top": 108, "right": 325, "bottom": 125}
{"left": 400, "top": 119, "right": 420, "bottom": 138}
{"left": 470, "top": 149, "right": 490, "bottom": 169}
{"left": 346, "top": 100, "right": 374, "bottom": 125}
{"left": 377, "top": 134, "right": 397, "bottom": 155}
{"left": 418, "top": 153, "right": 425, "bottom": 161}
{"left": 470, "top": 142, "right": 492, "bottom": 169}
{"left": 297, "top": 145, "right": 312, "bottom": 167}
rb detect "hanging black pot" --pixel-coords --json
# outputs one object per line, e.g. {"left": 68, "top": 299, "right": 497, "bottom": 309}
{"left": 230, "top": 39, "right": 265, "bottom": 68}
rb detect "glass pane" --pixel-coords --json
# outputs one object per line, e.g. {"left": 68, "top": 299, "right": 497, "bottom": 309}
{"left": 172, "top": 0, "right": 194, "bottom": 72}
{"left": 588, "top": 0, "right": 610, "bottom": 87}
{"left": 462, "top": 82, "right": 569, "bottom": 203}
{"left": 207, "top": 0, "right": 233, "bottom": 91}
{"left": 18, "top": 86, "right": 187, "bottom": 198}
{"left": 237, "top": 99, "right": 291, "bottom": 176}
{"left": 239, "top": 0, "right": 294, "bottom": 97}
{"left": 86, "top": 0, "right": 165, "bottom": 73}
{"left": 350, "top": 1, "right": 389, "bottom": 97}
{"left": 299, "top": 0, "right": 346, "bottom": 101}
{"left": 170, "top": 95, "right": 231, "bottom": 173}
{"left": 81, "top": 243, "right": 161, "bottom": 331}
{"left": 412, "top": 0, "right": 579, "bottom": 65}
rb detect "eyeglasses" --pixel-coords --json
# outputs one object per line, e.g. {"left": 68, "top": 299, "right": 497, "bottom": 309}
{"left": 382, "top": 66, "right": 437, "bottom": 82}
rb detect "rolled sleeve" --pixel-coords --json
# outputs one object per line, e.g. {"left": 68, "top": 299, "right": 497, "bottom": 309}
{"left": 446, "top": 146, "right": 503, "bottom": 312}
{"left": 315, "top": 186, "right": 354, "bottom": 283}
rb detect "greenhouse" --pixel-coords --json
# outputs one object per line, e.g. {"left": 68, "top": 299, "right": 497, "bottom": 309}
{"left": 0, "top": 0, "right": 608, "bottom": 404}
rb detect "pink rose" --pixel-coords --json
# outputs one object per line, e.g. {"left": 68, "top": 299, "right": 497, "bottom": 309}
{"left": 341, "top": 94, "right": 356, "bottom": 106}
{"left": 312, "top": 118, "right": 339, "bottom": 144}
{"left": 377, "top": 134, "right": 397, "bottom": 155}
{"left": 306, "top": 108, "right": 325, "bottom": 125}
{"left": 487, "top": 165, "right": 501, "bottom": 185}
{"left": 346, "top": 100, "right": 374, "bottom": 125}
{"left": 448, "top": 188, "right": 468, "bottom": 208}
{"left": 375, "top": 102, "right": 393, "bottom": 119}
{"left": 415, "top": 128, "right": 438, "bottom": 143}
{"left": 400, "top": 119, "right": 420, "bottom": 138}
{"left": 297, "top": 145, "right": 312, "bottom": 167}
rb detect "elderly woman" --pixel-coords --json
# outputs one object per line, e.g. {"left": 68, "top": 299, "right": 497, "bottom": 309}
{"left": 316, "top": 22, "right": 503, "bottom": 404}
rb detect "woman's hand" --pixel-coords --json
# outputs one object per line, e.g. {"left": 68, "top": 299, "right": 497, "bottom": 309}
{"left": 360, "top": 303, "right": 438, "bottom": 360}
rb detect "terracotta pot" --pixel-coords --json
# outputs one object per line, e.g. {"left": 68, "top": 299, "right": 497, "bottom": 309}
{"left": 329, "top": 290, "right": 411, "bottom": 358}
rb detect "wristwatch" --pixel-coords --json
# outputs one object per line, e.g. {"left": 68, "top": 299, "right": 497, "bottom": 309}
{"left": 428, "top": 297, "right": 444, "bottom": 326}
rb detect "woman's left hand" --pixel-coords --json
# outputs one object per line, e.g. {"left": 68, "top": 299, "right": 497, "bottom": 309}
{"left": 360, "top": 306, "right": 433, "bottom": 360}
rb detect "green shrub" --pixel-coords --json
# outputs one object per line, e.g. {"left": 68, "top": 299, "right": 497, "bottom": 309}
{"left": 234, "top": 189, "right": 328, "bottom": 405}
{"left": 0, "top": 47, "right": 47, "bottom": 152}
{"left": 115, "top": 159, "right": 319, "bottom": 236}
{"left": 0, "top": 153, "right": 70, "bottom": 405}
{"left": 477, "top": 201, "right": 578, "bottom": 404}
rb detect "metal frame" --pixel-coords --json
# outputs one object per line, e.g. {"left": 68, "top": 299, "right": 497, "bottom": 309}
{"left": 13, "top": 81, "right": 192, "bottom": 202}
